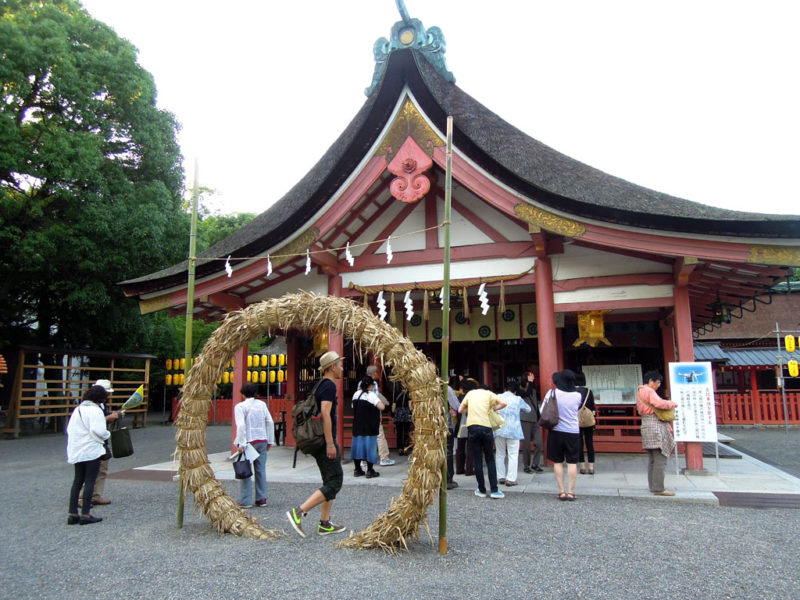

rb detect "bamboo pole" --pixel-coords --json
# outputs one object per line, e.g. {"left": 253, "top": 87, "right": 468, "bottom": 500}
{"left": 438, "top": 116, "right": 453, "bottom": 554}
{"left": 178, "top": 160, "right": 200, "bottom": 529}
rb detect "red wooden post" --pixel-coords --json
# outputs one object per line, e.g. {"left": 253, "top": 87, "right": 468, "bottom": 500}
{"left": 535, "top": 257, "right": 558, "bottom": 402}
{"left": 750, "top": 368, "right": 761, "bottom": 424}
{"left": 674, "top": 285, "right": 703, "bottom": 471}
{"left": 328, "top": 274, "right": 345, "bottom": 446}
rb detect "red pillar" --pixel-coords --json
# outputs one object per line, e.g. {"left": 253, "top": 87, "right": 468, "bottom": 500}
{"left": 328, "top": 274, "right": 345, "bottom": 446}
{"left": 535, "top": 257, "right": 558, "bottom": 394}
{"left": 660, "top": 318, "right": 676, "bottom": 398}
{"left": 231, "top": 344, "right": 249, "bottom": 452}
{"left": 674, "top": 285, "right": 703, "bottom": 470}
{"left": 750, "top": 368, "right": 761, "bottom": 424}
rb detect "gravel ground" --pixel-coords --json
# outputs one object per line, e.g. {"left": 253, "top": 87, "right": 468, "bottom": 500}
{"left": 2, "top": 421, "right": 799, "bottom": 599}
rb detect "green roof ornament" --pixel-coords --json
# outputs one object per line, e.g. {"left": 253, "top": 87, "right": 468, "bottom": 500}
{"left": 365, "top": 0, "right": 455, "bottom": 96}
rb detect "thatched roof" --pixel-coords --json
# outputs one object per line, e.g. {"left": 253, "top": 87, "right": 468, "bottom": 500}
{"left": 120, "top": 49, "right": 799, "bottom": 296}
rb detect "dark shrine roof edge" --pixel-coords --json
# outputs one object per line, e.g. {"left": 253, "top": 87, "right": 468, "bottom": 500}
{"left": 120, "top": 48, "right": 799, "bottom": 294}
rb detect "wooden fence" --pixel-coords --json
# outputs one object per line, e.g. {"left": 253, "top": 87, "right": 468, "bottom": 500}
{"left": 2, "top": 346, "right": 153, "bottom": 438}
{"left": 715, "top": 391, "right": 800, "bottom": 425}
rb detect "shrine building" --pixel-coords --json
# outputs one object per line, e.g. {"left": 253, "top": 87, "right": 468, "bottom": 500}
{"left": 120, "top": 9, "right": 800, "bottom": 471}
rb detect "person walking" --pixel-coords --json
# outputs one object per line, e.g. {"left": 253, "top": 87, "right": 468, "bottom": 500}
{"left": 494, "top": 380, "right": 531, "bottom": 486}
{"left": 233, "top": 382, "right": 274, "bottom": 508}
{"left": 542, "top": 370, "right": 583, "bottom": 501}
{"left": 350, "top": 376, "right": 385, "bottom": 478}
{"left": 286, "top": 351, "right": 347, "bottom": 537}
{"left": 66, "top": 385, "right": 111, "bottom": 525}
{"left": 457, "top": 379, "right": 507, "bottom": 499}
{"left": 637, "top": 370, "right": 678, "bottom": 496}
{"left": 575, "top": 372, "right": 597, "bottom": 475}
{"left": 519, "top": 370, "right": 543, "bottom": 473}
{"left": 366, "top": 365, "right": 395, "bottom": 466}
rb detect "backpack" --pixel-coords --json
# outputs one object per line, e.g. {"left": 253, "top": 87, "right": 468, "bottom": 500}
{"left": 292, "top": 379, "right": 326, "bottom": 454}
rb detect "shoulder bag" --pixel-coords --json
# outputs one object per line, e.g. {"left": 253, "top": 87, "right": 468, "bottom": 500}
{"left": 578, "top": 389, "right": 596, "bottom": 428}
{"left": 538, "top": 389, "right": 560, "bottom": 430}
{"left": 488, "top": 406, "right": 505, "bottom": 431}
{"left": 640, "top": 393, "right": 675, "bottom": 422}
{"left": 233, "top": 404, "right": 253, "bottom": 479}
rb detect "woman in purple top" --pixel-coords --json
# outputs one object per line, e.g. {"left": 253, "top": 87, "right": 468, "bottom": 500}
{"left": 541, "top": 370, "right": 583, "bottom": 501}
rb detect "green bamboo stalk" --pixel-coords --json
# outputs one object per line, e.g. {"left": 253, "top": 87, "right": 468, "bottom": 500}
{"left": 177, "top": 160, "right": 200, "bottom": 529}
{"left": 439, "top": 116, "right": 453, "bottom": 554}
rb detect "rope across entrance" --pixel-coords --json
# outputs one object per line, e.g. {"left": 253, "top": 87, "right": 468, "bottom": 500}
{"left": 175, "top": 292, "right": 446, "bottom": 551}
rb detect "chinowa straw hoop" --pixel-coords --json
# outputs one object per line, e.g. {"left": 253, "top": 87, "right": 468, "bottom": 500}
{"left": 175, "top": 292, "right": 446, "bottom": 549}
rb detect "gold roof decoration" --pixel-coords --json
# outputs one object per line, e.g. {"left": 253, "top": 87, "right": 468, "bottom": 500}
{"left": 514, "top": 203, "right": 586, "bottom": 238}
{"left": 376, "top": 98, "right": 444, "bottom": 162}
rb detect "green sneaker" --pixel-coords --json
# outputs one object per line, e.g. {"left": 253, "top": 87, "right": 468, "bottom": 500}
{"left": 317, "top": 520, "right": 346, "bottom": 536}
{"left": 286, "top": 507, "right": 306, "bottom": 538}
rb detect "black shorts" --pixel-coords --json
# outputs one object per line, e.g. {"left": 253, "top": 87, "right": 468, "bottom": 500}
{"left": 546, "top": 430, "right": 581, "bottom": 464}
{"left": 311, "top": 443, "right": 343, "bottom": 501}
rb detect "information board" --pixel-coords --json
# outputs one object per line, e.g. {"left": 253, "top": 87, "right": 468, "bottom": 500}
{"left": 583, "top": 364, "right": 642, "bottom": 404}
{"left": 669, "top": 361, "right": 718, "bottom": 442}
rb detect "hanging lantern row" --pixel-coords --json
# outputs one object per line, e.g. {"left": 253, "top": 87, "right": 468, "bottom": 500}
{"left": 164, "top": 354, "right": 287, "bottom": 385}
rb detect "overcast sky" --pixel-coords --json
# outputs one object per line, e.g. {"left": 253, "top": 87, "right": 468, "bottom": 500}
{"left": 80, "top": 0, "right": 800, "bottom": 217}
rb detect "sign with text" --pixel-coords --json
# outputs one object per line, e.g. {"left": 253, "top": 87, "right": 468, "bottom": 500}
{"left": 669, "top": 361, "right": 717, "bottom": 443}
{"left": 583, "top": 364, "right": 642, "bottom": 404}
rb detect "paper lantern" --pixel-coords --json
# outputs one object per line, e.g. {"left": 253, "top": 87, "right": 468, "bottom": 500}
{"left": 279, "top": 354, "right": 286, "bottom": 367}
{"left": 247, "top": 355, "right": 253, "bottom": 367}
{"left": 246, "top": 371, "right": 252, "bottom": 382}
{"left": 277, "top": 370, "right": 285, "bottom": 383}
{"left": 573, "top": 311, "right": 611, "bottom": 347}
{"left": 180, "top": 358, "right": 186, "bottom": 370}
{"left": 260, "top": 355, "right": 267, "bottom": 368}
{"left": 269, "top": 371, "right": 276, "bottom": 383}
{"left": 223, "top": 372, "right": 230, "bottom": 384}
{"left": 259, "top": 371, "right": 267, "bottom": 383}
{"left": 789, "top": 360, "right": 799, "bottom": 378}
{"left": 165, "top": 374, "right": 172, "bottom": 385}
{"left": 270, "top": 354, "right": 277, "bottom": 367}
{"left": 166, "top": 359, "right": 172, "bottom": 370}
{"left": 786, "top": 335, "right": 796, "bottom": 353}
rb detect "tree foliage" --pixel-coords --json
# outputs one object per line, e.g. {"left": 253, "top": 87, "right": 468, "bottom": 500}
{"left": 197, "top": 212, "right": 256, "bottom": 253}
{"left": 0, "top": 0, "right": 189, "bottom": 351}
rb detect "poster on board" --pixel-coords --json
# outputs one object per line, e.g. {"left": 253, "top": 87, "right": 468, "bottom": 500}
{"left": 583, "top": 364, "right": 642, "bottom": 404}
{"left": 668, "top": 361, "right": 717, "bottom": 443}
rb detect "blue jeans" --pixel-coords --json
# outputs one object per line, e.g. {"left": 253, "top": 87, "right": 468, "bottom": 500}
{"left": 239, "top": 441, "right": 268, "bottom": 505}
{"left": 468, "top": 425, "right": 498, "bottom": 493}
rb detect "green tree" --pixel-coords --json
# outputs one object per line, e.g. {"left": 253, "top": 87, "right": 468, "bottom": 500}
{"left": 0, "top": 0, "right": 189, "bottom": 351}
{"left": 197, "top": 212, "right": 257, "bottom": 253}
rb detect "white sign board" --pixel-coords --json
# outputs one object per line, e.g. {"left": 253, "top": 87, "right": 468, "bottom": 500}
{"left": 583, "top": 364, "right": 642, "bottom": 404}
{"left": 669, "top": 361, "right": 718, "bottom": 442}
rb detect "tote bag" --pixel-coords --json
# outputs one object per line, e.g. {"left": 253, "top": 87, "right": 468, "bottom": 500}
{"left": 539, "top": 389, "right": 560, "bottom": 430}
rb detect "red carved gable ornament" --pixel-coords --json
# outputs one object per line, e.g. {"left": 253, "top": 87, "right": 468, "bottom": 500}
{"left": 387, "top": 136, "right": 433, "bottom": 204}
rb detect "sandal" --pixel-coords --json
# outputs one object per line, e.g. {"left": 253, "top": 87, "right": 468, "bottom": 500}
{"left": 579, "top": 468, "right": 587, "bottom": 475}
{"left": 565, "top": 493, "right": 577, "bottom": 501}
{"left": 558, "top": 492, "right": 568, "bottom": 501}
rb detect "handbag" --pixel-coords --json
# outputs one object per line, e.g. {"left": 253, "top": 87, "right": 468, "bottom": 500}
{"left": 640, "top": 393, "right": 675, "bottom": 422}
{"left": 110, "top": 421, "right": 134, "bottom": 458}
{"left": 538, "top": 389, "right": 560, "bottom": 430}
{"left": 233, "top": 452, "right": 253, "bottom": 479}
{"left": 578, "top": 389, "right": 596, "bottom": 428}
{"left": 488, "top": 408, "right": 505, "bottom": 431}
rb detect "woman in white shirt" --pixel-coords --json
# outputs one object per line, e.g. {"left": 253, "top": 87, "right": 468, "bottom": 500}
{"left": 541, "top": 370, "right": 583, "bottom": 501}
{"left": 66, "top": 385, "right": 111, "bottom": 525}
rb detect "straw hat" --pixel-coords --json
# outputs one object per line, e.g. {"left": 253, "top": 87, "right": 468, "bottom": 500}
{"left": 319, "top": 350, "right": 343, "bottom": 372}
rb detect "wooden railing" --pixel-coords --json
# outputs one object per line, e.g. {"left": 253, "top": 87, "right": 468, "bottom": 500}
{"left": 716, "top": 391, "right": 800, "bottom": 425}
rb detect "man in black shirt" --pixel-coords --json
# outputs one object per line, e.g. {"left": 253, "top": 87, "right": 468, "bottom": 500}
{"left": 286, "top": 351, "right": 346, "bottom": 537}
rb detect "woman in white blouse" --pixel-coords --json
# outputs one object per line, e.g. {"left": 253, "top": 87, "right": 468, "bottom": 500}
{"left": 66, "top": 385, "right": 111, "bottom": 525}
{"left": 494, "top": 380, "right": 531, "bottom": 486}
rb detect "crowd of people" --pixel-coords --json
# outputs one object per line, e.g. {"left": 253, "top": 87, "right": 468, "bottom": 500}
{"left": 66, "top": 358, "right": 677, "bottom": 533}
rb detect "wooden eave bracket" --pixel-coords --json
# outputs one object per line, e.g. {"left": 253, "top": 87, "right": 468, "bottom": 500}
{"left": 674, "top": 256, "right": 697, "bottom": 287}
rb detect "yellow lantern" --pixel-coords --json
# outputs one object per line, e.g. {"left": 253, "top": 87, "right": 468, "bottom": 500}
{"left": 270, "top": 354, "right": 277, "bottom": 367}
{"left": 166, "top": 359, "right": 172, "bottom": 370}
{"left": 277, "top": 369, "right": 285, "bottom": 383}
{"left": 247, "top": 355, "right": 253, "bottom": 367}
{"left": 259, "top": 371, "right": 267, "bottom": 383}
{"left": 223, "top": 372, "right": 230, "bottom": 384}
{"left": 786, "top": 335, "right": 796, "bottom": 353}
{"left": 260, "top": 354, "right": 267, "bottom": 368}
{"left": 217, "top": 375, "right": 222, "bottom": 384}
{"left": 573, "top": 310, "right": 611, "bottom": 347}
{"left": 179, "top": 358, "right": 186, "bottom": 370}
{"left": 789, "top": 360, "right": 799, "bottom": 378}
{"left": 279, "top": 354, "right": 286, "bottom": 367}
{"left": 314, "top": 329, "right": 329, "bottom": 356}
{"left": 166, "top": 374, "right": 172, "bottom": 385}
{"left": 269, "top": 371, "right": 276, "bottom": 383}
{"left": 175, "top": 358, "right": 181, "bottom": 370}
{"left": 246, "top": 371, "right": 252, "bottom": 382}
